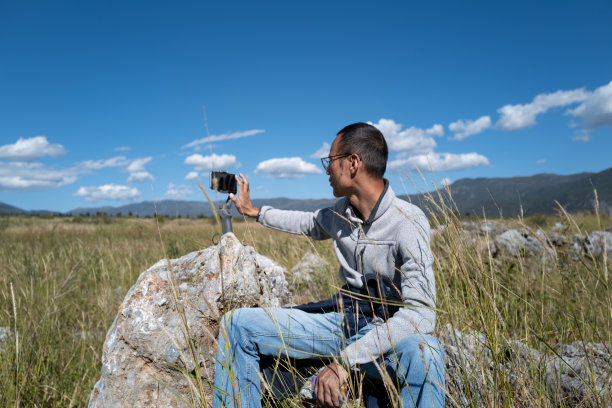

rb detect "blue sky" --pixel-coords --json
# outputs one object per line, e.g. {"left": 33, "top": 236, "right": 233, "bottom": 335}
{"left": 1, "top": 0, "right": 611, "bottom": 212}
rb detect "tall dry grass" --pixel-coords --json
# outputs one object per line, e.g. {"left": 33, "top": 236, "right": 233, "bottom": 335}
{"left": 0, "top": 188, "right": 610, "bottom": 406}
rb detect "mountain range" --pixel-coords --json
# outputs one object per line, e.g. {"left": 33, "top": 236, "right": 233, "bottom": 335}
{"left": 2, "top": 167, "right": 611, "bottom": 217}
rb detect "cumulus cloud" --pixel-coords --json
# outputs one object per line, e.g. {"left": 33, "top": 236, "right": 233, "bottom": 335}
{"left": 165, "top": 183, "right": 192, "bottom": 200}
{"left": 310, "top": 142, "right": 331, "bottom": 159}
{"left": 425, "top": 124, "right": 444, "bottom": 137}
{"left": 185, "top": 171, "right": 198, "bottom": 181}
{"left": 0, "top": 161, "right": 78, "bottom": 191}
{"left": 183, "top": 129, "right": 265, "bottom": 149}
{"left": 0, "top": 136, "right": 66, "bottom": 161}
{"left": 370, "top": 119, "right": 439, "bottom": 154}
{"left": 449, "top": 116, "right": 491, "bottom": 140}
{"left": 114, "top": 146, "right": 131, "bottom": 152}
{"left": 76, "top": 156, "right": 130, "bottom": 170}
{"left": 496, "top": 88, "right": 588, "bottom": 130}
{"left": 127, "top": 171, "right": 154, "bottom": 182}
{"left": 74, "top": 184, "right": 141, "bottom": 202}
{"left": 567, "top": 80, "right": 612, "bottom": 128}
{"left": 127, "top": 157, "right": 152, "bottom": 173}
{"left": 440, "top": 177, "right": 452, "bottom": 187}
{"left": 254, "top": 157, "right": 322, "bottom": 178}
{"left": 184, "top": 153, "right": 237, "bottom": 171}
{"left": 388, "top": 152, "right": 489, "bottom": 172}
{"left": 572, "top": 130, "right": 591, "bottom": 143}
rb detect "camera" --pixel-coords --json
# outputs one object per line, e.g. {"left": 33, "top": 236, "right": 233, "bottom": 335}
{"left": 210, "top": 171, "right": 237, "bottom": 195}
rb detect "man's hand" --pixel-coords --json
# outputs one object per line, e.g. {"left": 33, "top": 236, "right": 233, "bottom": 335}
{"left": 229, "top": 173, "right": 259, "bottom": 218}
{"left": 315, "top": 362, "right": 349, "bottom": 407}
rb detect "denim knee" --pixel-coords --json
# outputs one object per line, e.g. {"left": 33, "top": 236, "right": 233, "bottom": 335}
{"left": 392, "top": 335, "right": 444, "bottom": 376}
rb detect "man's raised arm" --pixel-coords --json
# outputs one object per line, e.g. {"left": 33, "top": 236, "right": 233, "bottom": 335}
{"left": 228, "top": 173, "right": 332, "bottom": 240}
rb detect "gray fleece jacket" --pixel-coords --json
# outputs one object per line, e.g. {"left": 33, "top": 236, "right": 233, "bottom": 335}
{"left": 258, "top": 182, "right": 437, "bottom": 369}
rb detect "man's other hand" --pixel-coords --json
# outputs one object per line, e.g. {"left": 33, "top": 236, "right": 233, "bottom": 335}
{"left": 315, "top": 362, "right": 349, "bottom": 407}
{"left": 229, "top": 173, "right": 259, "bottom": 218}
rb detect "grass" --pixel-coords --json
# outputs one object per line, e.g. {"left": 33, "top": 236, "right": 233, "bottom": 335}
{"left": 0, "top": 196, "right": 610, "bottom": 406}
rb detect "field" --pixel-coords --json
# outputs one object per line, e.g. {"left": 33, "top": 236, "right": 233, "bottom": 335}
{"left": 0, "top": 201, "right": 610, "bottom": 406}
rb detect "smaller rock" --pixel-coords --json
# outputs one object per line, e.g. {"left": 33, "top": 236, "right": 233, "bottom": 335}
{"left": 290, "top": 252, "right": 328, "bottom": 283}
{"left": 535, "top": 229, "right": 567, "bottom": 248}
{"left": 0, "top": 326, "right": 12, "bottom": 352}
{"left": 495, "top": 229, "right": 550, "bottom": 258}
{"left": 585, "top": 231, "right": 612, "bottom": 260}
{"left": 552, "top": 222, "right": 565, "bottom": 231}
{"left": 479, "top": 220, "right": 507, "bottom": 237}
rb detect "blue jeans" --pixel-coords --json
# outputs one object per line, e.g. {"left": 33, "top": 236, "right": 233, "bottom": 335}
{"left": 213, "top": 307, "right": 445, "bottom": 408}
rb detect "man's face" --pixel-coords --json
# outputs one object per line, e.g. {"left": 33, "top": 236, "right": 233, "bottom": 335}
{"left": 327, "top": 134, "right": 349, "bottom": 197}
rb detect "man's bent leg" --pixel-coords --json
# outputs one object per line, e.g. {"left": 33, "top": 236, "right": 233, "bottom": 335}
{"left": 384, "top": 334, "right": 445, "bottom": 408}
{"left": 212, "top": 308, "right": 344, "bottom": 408}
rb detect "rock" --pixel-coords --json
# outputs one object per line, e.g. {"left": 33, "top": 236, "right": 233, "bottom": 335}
{"left": 546, "top": 342, "right": 612, "bottom": 406}
{"left": 440, "top": 325, "right": 611, "bottom": 407}
{"left": 552, "top": 222, "right": 566, "bottom": 231}
{"left": 495, "top": 229, "right": 551, "bottom": 258}
{"left": 290, "top": 252, "right": 328, "bottom": 283}
{"left": 0, "top": 326, "right": 12, "bottom": 352}
{"left": 585, "top": 231, "right": 612, "bottom": 260}
{"left": 536, "top": 229, "right": 567, "bottom": 248}
{"left": 461, "top": 230, "right": 497, "bottom": 257}
{"left": 88, "top": 233, "right": 292, "bottom": 407}
{"left": 479, "top": 220, "right": 507, "bottom": 237}
{"left": 461, "top": 221, "right": 478, "bottom": 231}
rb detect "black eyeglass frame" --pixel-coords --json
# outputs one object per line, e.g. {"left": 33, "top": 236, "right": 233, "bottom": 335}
{"left": 320, "top": 153, "right": 359, "bottom": 171}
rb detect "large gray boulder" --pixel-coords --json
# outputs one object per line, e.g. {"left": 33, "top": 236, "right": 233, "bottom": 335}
{"left": 495, "top": 228, "right": 552, "bottom": 258}
{"left": 88, "top": 233, "right": 292, "bottom": 407}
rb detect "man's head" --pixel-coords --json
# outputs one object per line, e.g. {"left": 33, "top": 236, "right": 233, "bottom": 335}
{"left": 324, "top": 122, "right": 388, "bottom": 197}
{"left": 335, "top": 122, "right": 388, "bottom": 179}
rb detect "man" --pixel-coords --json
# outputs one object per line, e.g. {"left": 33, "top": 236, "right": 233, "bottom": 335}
{"left": 213, "top": 122, "right": 445, "bottom": 408}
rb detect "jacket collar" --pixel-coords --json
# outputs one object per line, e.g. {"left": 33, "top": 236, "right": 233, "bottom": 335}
{"left": 344, "top": 179, "right": 395, "bottom": 225}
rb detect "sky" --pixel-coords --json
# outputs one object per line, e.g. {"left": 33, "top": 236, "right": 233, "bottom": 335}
{"left": 1, "top": 0, "right": 611, "bottom": 212}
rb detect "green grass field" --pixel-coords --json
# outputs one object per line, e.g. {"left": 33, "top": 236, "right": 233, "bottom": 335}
{"left": 0, "top": 203, "right": 610, "bottom": 406}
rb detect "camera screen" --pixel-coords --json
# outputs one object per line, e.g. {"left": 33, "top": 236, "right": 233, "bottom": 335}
{"left": 210, "top": 171, "right": 237, "bottom": 194}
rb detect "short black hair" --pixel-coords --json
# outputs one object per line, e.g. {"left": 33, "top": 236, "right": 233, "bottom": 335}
{"left": 337, "top": 122, "right": 388, "bottom": 178}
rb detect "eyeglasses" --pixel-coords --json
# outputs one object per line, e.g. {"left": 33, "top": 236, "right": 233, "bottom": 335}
{"left": 320, "top": 153, "right": 353, "bottom": 171}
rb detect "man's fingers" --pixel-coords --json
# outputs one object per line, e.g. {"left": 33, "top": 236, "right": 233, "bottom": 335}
{"left": 238, "top": 173, "right": 248, "bottom": 186}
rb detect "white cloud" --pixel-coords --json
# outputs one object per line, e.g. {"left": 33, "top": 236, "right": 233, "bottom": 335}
{"left": 184, "top": 153, "right": 237, "bottom": 171}
{"left": 254, "top": 157, "right": 322, "bottom": 178}
{"left": 74, "top": 184, "right": 141, "bottom": 202}
{"left": 567, "top": 80, "right": 612, "bottom": 128}
{"left": 165, "top": 183, "right": 192, "bottom": 200}
{"left": 183, "top": 129, "right": 265, "bottom": 149}
{"left": 127, "top": 157, "right": 152, "bottom": 173}
{"left": 449, "top": 116, "right": 491, "bottom": 140}
{"left": 425, "top": 124, "right": 444, "bottom": 137}
{"left": 76, "top": 156, "right": 129, "bottom": 170}
{"left": 127, "top": 171, "right": 154, "bottom": 182}
{"left": 496, "top": 88, "right": 588, "bottom": 130}
{"left": 0, "top": 136, "right": 66, "bottom": 161}
{"left": 310, "top": 142, "right": 331, "bottom": 159}
{"left": 572, "top": 130, "right": 591, "bottom": 143}
{"left": 537, "top": 159, "right": 546, "bottom": 165}
{"left": 389, "top": 152, "right": 489, "bottom": 172}
{"left": 0, "top": 161, "right": 77, "bottom": 191}
{"left": 370, "top": 118, "right": 439, "bottom": 154}
{"left": 185, "top": 171, "right": 198, "bottom": 180}
{"left": 440, "top": 177, "right": 452, "bottom": 187}
{"left": 114, "top": 146, "right": 131, "bottom": 152}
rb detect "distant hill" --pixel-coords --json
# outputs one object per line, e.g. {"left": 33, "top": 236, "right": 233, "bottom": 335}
{"left": 1, "top": 167, "right": 610, "bottom": 217}
{"left": 433, "top": 167, "right": 612, "bottom": 216}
